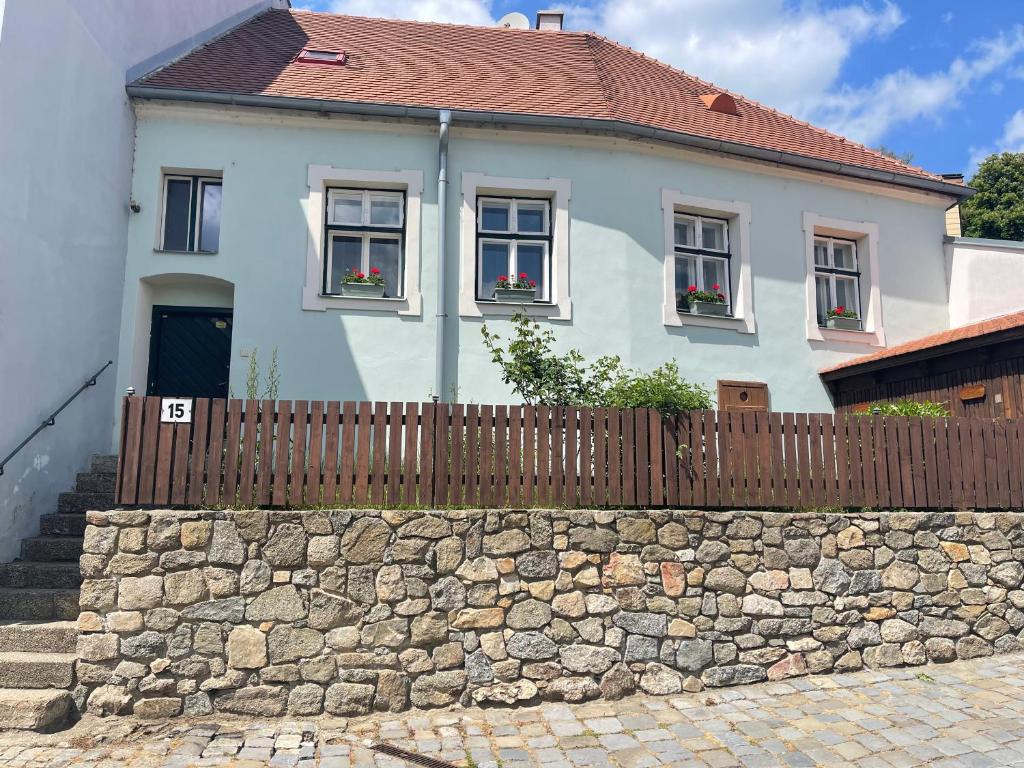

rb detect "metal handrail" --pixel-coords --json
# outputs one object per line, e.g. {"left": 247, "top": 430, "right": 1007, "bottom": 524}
{"left": 0, "top": 360, "right": 114, "bottom": 476}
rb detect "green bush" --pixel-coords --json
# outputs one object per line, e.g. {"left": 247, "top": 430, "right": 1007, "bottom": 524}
{"left": 605, "top": 361, "right": 713, "bottom": 414}
{"left": 858, "top": 400, "right": 951, "bottom": 417}
{"left": 481, "top": 314, "right": 712, "bottom": 414}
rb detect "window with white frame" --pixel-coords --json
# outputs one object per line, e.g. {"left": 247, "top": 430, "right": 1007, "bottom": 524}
{"left": 813, "top": 235, "right": 861, "bottom": 326}
{"left": 161, "top": 173, "right": 222, "bottom": 252}
{"left": 673, "top": 212, "right": 731, "bottom": 311}
{"left": 476, "top": 197, "right": 552, "bottom": 302}
{"left": 323, "top": 188, "right": 405, "bottom": 298}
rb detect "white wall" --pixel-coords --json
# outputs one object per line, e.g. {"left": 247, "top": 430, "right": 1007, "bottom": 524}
{"left": 0, "top": 0, "right": 277, "bottom": 562}
{"left": 945, "top": 237, "right": 1024, "bottom": 327}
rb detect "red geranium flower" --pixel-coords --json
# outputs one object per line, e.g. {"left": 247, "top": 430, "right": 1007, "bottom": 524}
{"left": 370, "top": 267, "right": 381, "bottom": 275}
{"left": 687, "top": 285, "right": 697, "bottom": 292}
{"left": 529, "top": 280, "right": 537, "bottom": 287}
{"left": 835, "top": 305, "right": 845, "bottom": 313}
{"left": 519, "top": 272, "right": 528, "bottom": 279}
{"left": 712, "top": 283, "right": 721, "bottom": 291}
{"left": 498, "top": 275, "right": 508, "bottom": 282}
{"left": 357, "top": 272, "right": 365, "bottom": 279}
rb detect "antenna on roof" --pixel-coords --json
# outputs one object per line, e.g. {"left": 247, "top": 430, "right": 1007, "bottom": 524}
{"left": 497, "top": 12, "right": 530, "bottom": 29}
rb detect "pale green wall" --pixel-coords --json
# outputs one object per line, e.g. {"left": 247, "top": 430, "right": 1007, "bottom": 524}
{"left": 117, "top": 109, "right": 951, "bottom": 419}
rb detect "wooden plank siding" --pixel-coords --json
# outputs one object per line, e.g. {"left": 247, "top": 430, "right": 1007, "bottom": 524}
{"left": 116, "top": 397, "right": 1024, "bottom": 512}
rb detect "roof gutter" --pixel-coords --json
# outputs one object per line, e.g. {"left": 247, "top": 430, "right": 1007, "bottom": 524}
{"left": 126, "top": 86, "right": 974, "bottom": 201}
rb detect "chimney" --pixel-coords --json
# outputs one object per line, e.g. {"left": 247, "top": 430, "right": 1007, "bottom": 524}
{"left": 536, "top": 10, "right": 564, "bottom": 31}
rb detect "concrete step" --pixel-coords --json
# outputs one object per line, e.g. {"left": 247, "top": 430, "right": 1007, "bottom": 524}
{"left": 40, "top": 514, "right": 87, "bottom": 537}
{"left": 0, "top": 562, "right": 82, "bottom": 589}
{"left": 0, "top": 589, "right": 80, "bottom": 620}
{"left": 57, "top": 491, "right": 115, "bottom": 514}
{"left": 0, "top": 652, "right": 76, "bottom": 689}
{"left": 20, "top": 537, "right": 83, "bottom": 563}
{"left": 0, "top": 621, "right": 77, "bottom": 654}
{"left": 91, "top": 455, "right": 118, "bottom": 474}
{"left": 74, "top": 472, "right": 116, "bottom": 493}
{"left": 0, "top": 688, "right": 72, "bottom": 731}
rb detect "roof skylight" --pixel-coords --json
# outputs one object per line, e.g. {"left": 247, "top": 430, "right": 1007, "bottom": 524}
{"left": 295, "top": 48, "right": 347, "bottom": 66}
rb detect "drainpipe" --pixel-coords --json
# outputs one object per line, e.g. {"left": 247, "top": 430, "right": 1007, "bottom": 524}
{"left": 434, "top": 109, "right": 452, "bottom": 402}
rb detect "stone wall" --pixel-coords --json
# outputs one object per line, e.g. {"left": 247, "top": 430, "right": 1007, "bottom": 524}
{"left": 75, "top": 508, "right": 1024, "bottom": 718}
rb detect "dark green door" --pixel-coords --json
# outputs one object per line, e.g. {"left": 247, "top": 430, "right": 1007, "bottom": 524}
{"left": 147, "top": 306, "right": 233, "bottom": 398}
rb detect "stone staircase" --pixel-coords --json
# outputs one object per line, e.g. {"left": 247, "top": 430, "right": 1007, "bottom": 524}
{"left": 0, "top": 455, "right": 117, "bottom": 730}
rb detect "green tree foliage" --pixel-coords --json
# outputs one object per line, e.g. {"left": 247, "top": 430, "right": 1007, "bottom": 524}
{"left": 858, "top": 400, "right": 951, "bottom": 417}
{"left": 962, "top": 152, "right": 1024, "bottom": 241}
{"left": 481, "top": 314, "right": 713, "bottom": 414}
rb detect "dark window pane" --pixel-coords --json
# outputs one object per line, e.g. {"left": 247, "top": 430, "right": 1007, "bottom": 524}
{"left": 163, "top": 179, "right": 192, "bottom": 251}
{"left": 330, "top": 236, "right": 362, "bottom": 292}
{"left": 516, "top": 243, "right": 547, "bottom": 301}
{"left": 369, "top": 238, "right": 402, "bottom": 297}
{"left": 516, "top": 203, "right": 546, "bottom": 234}
{"left": 479, "top": 241, "right": 510, "bottom": 298}
{"left": 815, "top": 275, "right": 830, "bottom": 326}
{"left": 198, "top": 183, "right": 221, "bottom": 252}
{"left": 675, "top": 256, "right": 694, "bottom": 308}
{"left": 480, "top": 202, "right": 510, "bottom": 232}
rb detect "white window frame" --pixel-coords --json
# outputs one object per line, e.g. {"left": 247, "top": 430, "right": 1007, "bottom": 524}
{"left": 303, "top": 166, "right": 423, "bottom": 315}
{"left": 459, "top": 173, "right": 572, "bottom": 320}
{"left": 158, "top": 173, "right": 222, "bottom": 253}
{"left": 673, "top": 212, "right": 733, "bottom": 312}
{"left": 323, "top": 189, "right": 405, "bottom": 298}
{"left": 802, "top": 212, "right": 884, "bottom": 347}
{"left": 475, "top": 197, "right": 553, "bottom": 303}
{"left": 661, "top": 190, "right": 754, "bottom": 333}
{"left": 813, "top": 236, "right": 862, "bottom": 326}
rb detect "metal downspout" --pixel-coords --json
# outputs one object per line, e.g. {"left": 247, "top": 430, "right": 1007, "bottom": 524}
{"left": 434, "top": 109, "right": 452, "bottom": 402}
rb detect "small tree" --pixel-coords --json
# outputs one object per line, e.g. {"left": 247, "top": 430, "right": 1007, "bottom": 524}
{"left": 480, "top": 314, "right": 620, "bottom": 406}
{"left": 962, "top": 152, "right": 1024, "bottom": 241}
{"left": 605, "top": 362, "right": 713, "bottom": 414}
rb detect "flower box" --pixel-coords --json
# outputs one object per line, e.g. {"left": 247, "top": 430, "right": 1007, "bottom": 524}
{"left": 689, "top": 300, "right": 729, "bottom": 317}
{"left": 341, "top": 282, "right": 386, "bottom": 299}
{"left": 827, "top": 316, "right": 861, "bottom": 331}
{"left": 494, "top": 287, "right": 537, "bottom": 303}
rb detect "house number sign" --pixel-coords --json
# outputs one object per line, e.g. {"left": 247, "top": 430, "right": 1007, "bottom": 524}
{"left": 160, "top": 398, "right": 193, "bottom": 423}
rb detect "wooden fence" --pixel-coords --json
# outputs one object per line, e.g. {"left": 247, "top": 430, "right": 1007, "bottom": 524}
{"left": 115, "top": 397, "right": 1024, "bottom": 511}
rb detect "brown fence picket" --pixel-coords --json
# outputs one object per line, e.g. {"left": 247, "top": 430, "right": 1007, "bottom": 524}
{"left": 237, "top": 400, "right": 257, "bottom": 506}
{"left": 820, "top": 413, "right": 837, "bottom": 506}
{"left": 371, "top": 402, "right": 387, "bottom": 506}
{"left": 921, "top": 416, "right": 939, "bottom": 509}
{"left": 494, "top": 405, "right": 508, "bottom": 507}
{"left": 402, "top": 403, "right": 418, "bottom": 505}
{"left": 187, "top": 399, "right": 210, "bottom": 506}
{"left": 550, "top": 407, "right": 565, "bottom": 507}
{"left": 307, "top": 401, "right": 324, "bottom": 507}
{"left": 386, "top": 402, "right": 403, "bottom": 506}
{"left": 480, "top": 405, "right": 494, "bottom": 507}
{"left": 955, "top": 417, "right": 974, "bottom": 508}
{"left": 564, "top": 407, "right": 578, "bottom": 506}
{"left": 578, "top": 407, "right": 592, "bottom": 506}
{"left": 465, "top": 405, "right": 479, "bottom": 506}
{"left": 592, "top": 408, "right": 606, "bottom": 506}
{"left": 433, "top": 403, "right": 449, "bottom": 507}
{"left": 522, "top": 406, "right": 535, "bottom": 506}
{"left": 450, "top": 404, "right": 465, "bottom": 506}
{"left": 1007, "top": 420, "right": 1023, "bottom": 509}
{"left": 118, "top": 398, "right": 143, "bottom": 505}
{"left": 621, "top": 409, "right": 636, "bottom": 507}
{"left": 703, "top": 411, "right": 719, "bottom": 507}
{"left": 536, "top": 406, "right": 550, "bottom": 506}
{"left": 323, "top": 401, "right": 340, "bottom": 505}
{"left": 419, "top": 403, "right": 435, "bottom": 505}
{"left": 859, "top": 417, "right": 877, "bottom": 509}
{"left": 509, "top": 405, "right": 522, "bottom": 506}
{"left": 662, "top": 412, "right": 677, "bottom": 507}
{"left": 271, "top": 400, "right": 292, "bottom": 507}
{"left": 353, "top": 402, "right": 372, "bottom": 505}
{"left": 291, "top": 401, "right": 309, "bottom": 508}
{"left": 255, "top": 401, "right": 274, "bottom": 505}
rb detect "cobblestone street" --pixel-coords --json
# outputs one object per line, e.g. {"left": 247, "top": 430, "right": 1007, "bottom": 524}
{"left": 0, "top": 654, "right": 1022, "bottom": 767}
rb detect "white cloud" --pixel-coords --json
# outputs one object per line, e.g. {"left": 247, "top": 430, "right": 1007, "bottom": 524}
{"left": 324, "top": 0, "right": 493, "bottom": 25}
{"left": 969, "top": 109, "right": 1024, "bottom": 170}
{"left": 815, "top": 27, "right": 1024, "bottom": 146}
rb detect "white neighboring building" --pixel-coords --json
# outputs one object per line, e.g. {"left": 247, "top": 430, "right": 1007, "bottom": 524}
{"left": 945, "top": 236, "right": 1024, "bottom": 327}
{"left": 0, "top": 0, "right": 288, "bottom": 561}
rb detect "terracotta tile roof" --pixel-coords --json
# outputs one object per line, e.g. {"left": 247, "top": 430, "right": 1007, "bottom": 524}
{"left": 135, "top": 9, "right": 943, "bottom": 184}
{"left": 820, "top": 310, "right": 1024, "bottom": 376}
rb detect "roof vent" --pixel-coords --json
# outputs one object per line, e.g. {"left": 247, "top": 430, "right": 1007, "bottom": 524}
{"left": 295, "top": 48, "right": 347, "bottom": 66}
{"left": 497, "top": 12, "right": 530, "bottom": 29}
{"left": 700, "top": 92, "right": 738, "bottom": 115}
{"left": 536, "top": 10, "right": 565, "bottom": 30}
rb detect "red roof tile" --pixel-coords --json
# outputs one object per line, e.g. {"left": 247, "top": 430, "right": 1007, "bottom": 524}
{"left": 820, "top": 311, "right": 1024, "bottom": 375}
{"left": 136, "top": 9, "right": 943, "bottom": 184}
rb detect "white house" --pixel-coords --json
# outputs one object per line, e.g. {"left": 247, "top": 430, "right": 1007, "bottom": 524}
{"left": 112, "top": 7, "right": 971, "bottom": 427}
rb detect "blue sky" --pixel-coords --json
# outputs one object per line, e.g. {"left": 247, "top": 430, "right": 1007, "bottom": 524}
{"left": 293, "top": 0, "right": 1024, "bottom": 178}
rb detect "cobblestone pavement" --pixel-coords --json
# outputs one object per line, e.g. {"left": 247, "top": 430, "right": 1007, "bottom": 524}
{"left": 3, "top": 655, "right": 1024, "bottom": 767}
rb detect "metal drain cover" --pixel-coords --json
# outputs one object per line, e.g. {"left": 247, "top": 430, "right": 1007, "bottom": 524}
{"left": 370, "top": 741, "right": 462, "bottom": 768}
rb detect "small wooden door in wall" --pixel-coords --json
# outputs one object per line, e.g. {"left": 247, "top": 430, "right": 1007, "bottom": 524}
{"left": 718, "top": 380, "right": 769, "bottom": 412}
